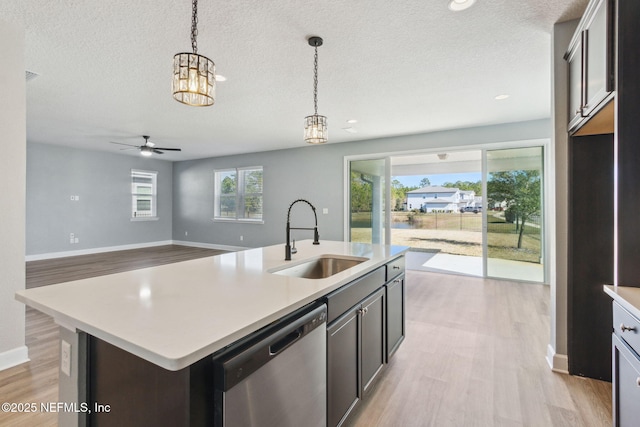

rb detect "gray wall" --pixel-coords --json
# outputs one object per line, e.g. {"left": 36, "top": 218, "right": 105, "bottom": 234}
{"left": 172, "top": 119, "right": 550, "bottom": 248}
{"left": 0, "top": 19, "right": 27, "bottom": 368}
{"left": 26, "top": 143, "right": 173, "bottom": 256}
{"left": 549, "top": 19, "right": 579, "bottom": 370}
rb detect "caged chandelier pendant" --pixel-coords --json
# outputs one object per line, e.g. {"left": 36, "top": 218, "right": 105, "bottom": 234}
{"left": 172, "top": 0, "right": 215, "bottom": 106}
{"left": 304, "top": 36, "right": 328, "bottom": 144}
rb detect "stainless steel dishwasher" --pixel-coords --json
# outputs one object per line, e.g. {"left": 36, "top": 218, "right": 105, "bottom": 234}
{"left": 213, "top": 304, "right": 327, "bottom": 427}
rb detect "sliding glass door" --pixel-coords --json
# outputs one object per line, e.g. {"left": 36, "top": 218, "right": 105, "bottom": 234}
{"left": 485, "top": 147, "right": 544, "bottom": 282}
{"left": 347, "top": 145, "right": 546, "bottom": 283}
{"left": 348, "top": 159, "right": 387, "bottom": 244}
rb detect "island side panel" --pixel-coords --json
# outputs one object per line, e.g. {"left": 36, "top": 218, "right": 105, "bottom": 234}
{"left": 58, "top": 327, "right": 88, "bottom": 427}
{"left": 88, "top": 336, "right": 193, "bottom": 426}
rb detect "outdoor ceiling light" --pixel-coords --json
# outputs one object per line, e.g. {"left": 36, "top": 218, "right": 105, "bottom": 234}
{"left": 172, "top": 0, "right": 215, "bottom": 107}
{"left": 304, "top": 36, "right": 328, "bottom": 144}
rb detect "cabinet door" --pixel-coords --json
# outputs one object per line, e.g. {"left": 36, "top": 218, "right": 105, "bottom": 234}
{"left": 613, "top": 334, "right": 640, "bottom": 427}
{"left": 327, "top": 307, "right": 360, "bottom": 427}
{"left": 583, "top": 0, "right": 613, "bottom": 116}
{"left": 567, "top": 34, "right": 584, "bottom": 131}
{"left": 361, "top": 288, "right": 385, "bottom": 396}
{"left": 386, "top": 275, "right": 405, "bottom": 360}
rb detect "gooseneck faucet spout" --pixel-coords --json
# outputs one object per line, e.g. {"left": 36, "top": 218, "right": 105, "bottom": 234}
{"left": 285, "top": 199, "right": 320, "bottom": 260}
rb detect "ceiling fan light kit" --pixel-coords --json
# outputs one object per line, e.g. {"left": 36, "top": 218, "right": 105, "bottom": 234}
{"left": 172, "top": 0, "right": 215, "bottom": 107}
{"left": 304, "top": 36, "right": 328, "bottom": 144}
{"left": 109, "top": 136, "right": 182, "bottom": 157}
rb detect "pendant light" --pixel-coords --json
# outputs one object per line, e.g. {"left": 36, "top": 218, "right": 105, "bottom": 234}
{"left": 172, "top": 0, "right": 215, "bottom": 107}
{"left": 304, "top": 36, "right": 328, "bottom": 144}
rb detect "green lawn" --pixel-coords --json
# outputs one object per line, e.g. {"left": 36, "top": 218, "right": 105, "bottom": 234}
{"left": 350, "top": 211, "right": 542, "bottom": 264}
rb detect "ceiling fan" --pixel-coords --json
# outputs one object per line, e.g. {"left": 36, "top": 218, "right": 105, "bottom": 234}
{"left": 109, "top": 135, "right": 182, "bottom": 156}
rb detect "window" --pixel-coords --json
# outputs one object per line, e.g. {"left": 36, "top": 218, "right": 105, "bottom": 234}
{"left": 131, "top": 170, "right": 157, "bottom": 220}
{"left": 214, "top": 167, "right": 263, "bottom": 222}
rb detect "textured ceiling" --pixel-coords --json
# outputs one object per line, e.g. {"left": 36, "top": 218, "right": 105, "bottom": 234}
{"left": 0, "top": 0, "right": 587, "bottom": 161}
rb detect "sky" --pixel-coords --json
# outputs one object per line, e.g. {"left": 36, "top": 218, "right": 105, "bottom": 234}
{"left": 393, "top": 172, "right": 481, "bottom": 188}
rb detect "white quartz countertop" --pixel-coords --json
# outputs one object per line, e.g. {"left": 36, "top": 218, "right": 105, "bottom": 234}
{"left": 604, "top": 285, "right": 640, "bottom": 319}
{"left": 16, "top": 240, "right": 407, "bottom": 371}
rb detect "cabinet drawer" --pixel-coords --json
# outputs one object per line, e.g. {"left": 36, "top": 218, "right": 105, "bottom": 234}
{"left": 614, "top": 302, "right": 640, "bottom": 356}
{"left": 386, "top": 256, "right": 405, "bottom": 282}
{"left": 326, "top": 267, "right": 385, "bottom": 324}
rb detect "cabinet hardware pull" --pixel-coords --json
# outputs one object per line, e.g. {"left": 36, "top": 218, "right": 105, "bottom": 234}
{"left": 620, "top": 323, "right": 637, "bottom": 332}
{"left": 393, "top": 279, "right": 400, "bottom": 284}
{"left": 393, "top": 266, "right": 400, "bottom": 270}
{"left": 637, "top": 377, "right": 640, "bottom": 387}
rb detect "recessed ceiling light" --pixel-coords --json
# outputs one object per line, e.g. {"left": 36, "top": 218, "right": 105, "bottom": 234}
{"left": 215, "top": 74, "right": 227, "bottom": 82}
{"left": 448, "top": 0, "right": 476, "bottom": 11}
{"left": 495, "top": 94, "right": 510, "bottom": 100}
{"left": 346, "top": 119, "right": 358, "bottom": 124}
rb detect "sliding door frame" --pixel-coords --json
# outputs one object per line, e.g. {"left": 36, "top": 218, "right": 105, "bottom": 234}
{"left": 344, "top": 138, "right": 551, "bottom": 284}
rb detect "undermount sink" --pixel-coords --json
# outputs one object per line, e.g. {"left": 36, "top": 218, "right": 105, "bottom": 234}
{"left": 270, "top": 255, "right": 369, "bottom": 279}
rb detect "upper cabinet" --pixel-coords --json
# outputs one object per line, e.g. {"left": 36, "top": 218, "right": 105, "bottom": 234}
{"left": 565, "top": 0, "right": 615, "bottom": 135}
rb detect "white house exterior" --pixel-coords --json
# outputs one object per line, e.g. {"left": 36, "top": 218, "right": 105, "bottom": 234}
{"left": 406, "top": 186, "right": 477, "bottom": 213}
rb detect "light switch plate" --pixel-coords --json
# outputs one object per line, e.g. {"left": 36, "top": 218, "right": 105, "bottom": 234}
{"left": 61, "top": 340, "right": 71, "bottom": 376}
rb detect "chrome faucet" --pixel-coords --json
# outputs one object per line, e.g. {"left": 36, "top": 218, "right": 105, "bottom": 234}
{"left": 285, "top": 199, "right": 320, "bottom": 260}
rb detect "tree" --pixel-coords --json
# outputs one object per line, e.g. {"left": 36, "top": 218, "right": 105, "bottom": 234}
{"left": 391, "top": 179, "right": 405, "bottom": 211}
{"left": 350, "top": 172, "right": 372, "bottom": 213}
{"left": 419, "top": 177, "right": 431, "bottom": 187}
{"left": 487, "top": 170, "right": 540, "bottom": 248}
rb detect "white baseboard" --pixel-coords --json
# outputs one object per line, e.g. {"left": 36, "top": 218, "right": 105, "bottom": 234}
{"left": 171, "top": 240, "right": 247, "bottom": 252}
{"left": 25, "top": 240, "right": 174, "bottom": 261}
{"left": 546, "top": 344, "right": 569, "bottom": 374}
{"left": 0, "top": 346, "right": 29, "bottom": 371}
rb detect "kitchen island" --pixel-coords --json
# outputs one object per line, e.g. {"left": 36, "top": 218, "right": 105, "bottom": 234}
{"left": 15, "top": 240, "right": 408, "bottom": 426}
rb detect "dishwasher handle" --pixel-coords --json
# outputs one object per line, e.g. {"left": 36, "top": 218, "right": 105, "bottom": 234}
{"left": 216, "top": 304, "right": 327, "bottom": 391}
{"left": 269, "top": 328, "right": 302, "bottom": 355}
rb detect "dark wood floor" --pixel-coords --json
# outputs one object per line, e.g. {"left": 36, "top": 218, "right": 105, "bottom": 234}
{"left": 26, "top": 244, "right": 225, "bottom": 288}
{"left": 1, "top": 246, "right": 611, "bottom": 426}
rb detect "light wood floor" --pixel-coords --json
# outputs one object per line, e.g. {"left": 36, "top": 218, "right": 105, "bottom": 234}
{"left": 350, "top": 271, "right": 612, "bottom": 427}
{"left": 1, "top": 247, "right": 611, "bottom": 426}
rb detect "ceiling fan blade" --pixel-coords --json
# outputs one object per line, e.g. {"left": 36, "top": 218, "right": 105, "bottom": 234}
{"left": 155, "top": 148, "right": 182, "bottom": 151}
{"left": 119, "top": 147, "right": 139, "bottom": 151}
{"left": 152, "top": 149, "right": 165, "bottom": 154}
{"left": 109, "top": 141, "right": 138, "bottom": 148}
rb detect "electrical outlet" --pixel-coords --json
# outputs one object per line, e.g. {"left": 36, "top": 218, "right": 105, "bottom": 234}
{"left": 323, "top": 208, "right": 329, "bottom": 214}
{"left": 240, "top": 235, "right": 244, "bottom": 241}
{"left": 70, "top": 233, "right": 75, "bottom": 244}
{"left": 74, "top": 237, "right": 79, "bottom": 244}
{"left": 185, "top": 231, "right": 188, "bottom": 236}
{"left": 61, "top": 340, "right": 71, "bottom": 376}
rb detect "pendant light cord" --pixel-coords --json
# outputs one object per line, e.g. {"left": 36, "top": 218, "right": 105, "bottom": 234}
{"left": 313, "top": 44, "right": 319, "bottom": 115}
{"left": 191, "top": 0, "right": 199, "bottom": 54}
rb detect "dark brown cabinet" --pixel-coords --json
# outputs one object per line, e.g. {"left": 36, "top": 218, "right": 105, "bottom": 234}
{"left": 566, "top": 0, "right": 614, "bottom": 134}
{"left": 361, "top": 289, "right": 386, "bottom": 395}
{"left": 327, "top": 287, "right": 385, "bottom": 427}
{"left": 326, "top": 255, "right": 406, "bottom": 427}
{"left": 327, "top": 305, "right": 359, "bottom": 427}
{"left": 386, "top": 275, "right": 405, "bottom": 360}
